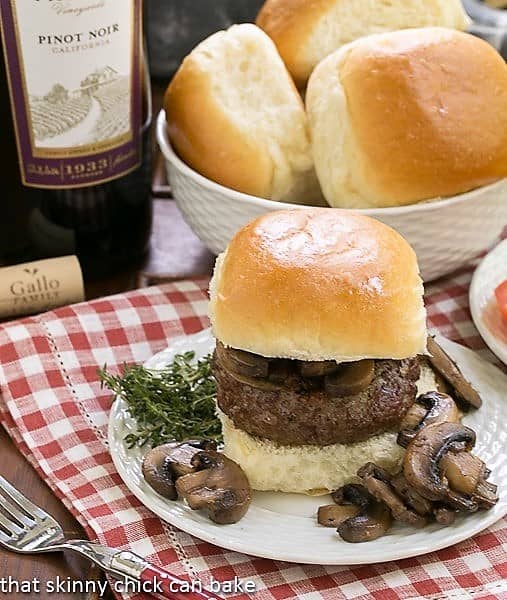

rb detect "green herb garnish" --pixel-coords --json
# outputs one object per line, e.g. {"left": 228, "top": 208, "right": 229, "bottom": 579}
{"left": 100, "top": 351, "right": 221, "bottom": 449}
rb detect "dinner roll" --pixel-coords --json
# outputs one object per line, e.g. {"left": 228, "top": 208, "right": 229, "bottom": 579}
{"left": 209, "top": 208, "right": 427, "bottom": 362}
{"left": 306, "top": 28, "right": 507, "bottom": 209}
{"left": 256, "top": 0, "right": 470, "bottom": 88}
{"left": 164, "top": 24, "right": 322, "bottom": 205}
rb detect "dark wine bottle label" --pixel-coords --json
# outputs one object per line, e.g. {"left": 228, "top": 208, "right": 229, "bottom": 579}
{"left": 0, "top": 0, "right": 142, "bottom": 189}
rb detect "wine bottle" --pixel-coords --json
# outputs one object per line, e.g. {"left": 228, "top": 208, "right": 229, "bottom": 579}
{"left": 0, "top": 0, "right": 152, "bottom": 279}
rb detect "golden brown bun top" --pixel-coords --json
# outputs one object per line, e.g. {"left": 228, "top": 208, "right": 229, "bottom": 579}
{"left": 339, "top": 28, "right": 507, "bottom": 205}
{"left": 209, "top": 209, "right": 427, "bottom": 361}
{"left": 256, "top": 0, "right": 329, "bottom": 87}
{"left": 257, "top": 0, "right": 470, "bottom": 88}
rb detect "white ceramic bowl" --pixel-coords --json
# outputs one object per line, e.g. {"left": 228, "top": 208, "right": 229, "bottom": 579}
{"left": 157, "top": 110, "right": 507, "bottom": 282}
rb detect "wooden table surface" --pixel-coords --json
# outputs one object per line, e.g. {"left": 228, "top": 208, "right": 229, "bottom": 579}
{"left": 0, "top": 83, "right": 215, "bottom": 599}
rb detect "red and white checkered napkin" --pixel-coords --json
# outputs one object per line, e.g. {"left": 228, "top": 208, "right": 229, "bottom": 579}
{"left": 0, "top": 270, "right": 507, "bottom": 600}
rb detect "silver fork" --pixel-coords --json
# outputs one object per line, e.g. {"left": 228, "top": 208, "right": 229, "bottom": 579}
{"left": 0, "top": 475, "right": 223, "bottom": 600}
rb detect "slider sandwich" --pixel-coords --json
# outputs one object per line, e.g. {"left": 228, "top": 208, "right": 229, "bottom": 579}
{"left": 209, "top": 208, "right": 435, "bottom": 494}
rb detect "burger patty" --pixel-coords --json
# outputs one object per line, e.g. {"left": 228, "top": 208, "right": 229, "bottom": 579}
{"left": 213, "top": 354, "right": 421, "bottom": 446}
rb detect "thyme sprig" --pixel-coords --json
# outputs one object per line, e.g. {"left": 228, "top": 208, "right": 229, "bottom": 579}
{"left": 100, "top": 351, "right": 220, "bottom": 449}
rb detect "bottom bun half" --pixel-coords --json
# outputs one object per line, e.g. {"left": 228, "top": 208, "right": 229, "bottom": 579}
{"left": 219, "top": 362, "right": 437, "bottom": 495}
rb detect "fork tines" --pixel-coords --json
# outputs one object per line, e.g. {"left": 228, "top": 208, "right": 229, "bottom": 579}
{"left": 0, "top": 475, "right": 48, "bottom": 539}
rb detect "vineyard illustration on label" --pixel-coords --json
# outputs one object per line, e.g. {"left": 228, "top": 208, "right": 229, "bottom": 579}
{"left": 29, "top": 66, "right": 131, "bottom": 148}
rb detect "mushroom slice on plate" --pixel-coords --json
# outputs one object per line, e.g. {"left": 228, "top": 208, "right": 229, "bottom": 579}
{"left": 403, "top": 422, "right": 477, "bottom": 511}
{"left": 440, "top": 449, "right": 498, "bottom": 509}
{"left": 357, "top": 463, "right": 427, "bottom": 528}
{"left": 324, "top": 360, "right": 375, "bottom": 397}
{"left": 142, "top": 440, "right": 218, "bottom": 499}
{"left": 403, "top": 422, "right": 497, "bottom": 512}
{"left": 390, "top": 473, "right": 433, "bottom": 517}
{"left": 317, "top": 504, "right": 359, "bottom": 528}
{"left": 427, "top": 337, "right": 482, "bottom": 409}
{"left": 397, "top": 391, "right": 460, "bottom": 448}
{"left": 473, "top": 480, "right": 499, "bottom": 510}
{"left": 166, "top": 439, "right": 218, "bottom": 478}
{"left": 176, "top": 450, "right": 252, "bottom": 524}
{"left": 433, "top": 506, "right": 457, "bottom": 526}
{"left": 142, "top": 443, "right": 180, "bottom": 500}
{"left": 332, "top": 484, "right": 392, "bottom": 543}
{"left": 398, "top": 403, "right": 428, "bottom": 433}
{"left": 440, "top": 447, "right": 487, "bottom": 495}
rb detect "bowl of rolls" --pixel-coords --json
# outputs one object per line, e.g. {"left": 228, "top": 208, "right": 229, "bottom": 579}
{"left": 157, "top": 0, "right": 507, "bottom": 282}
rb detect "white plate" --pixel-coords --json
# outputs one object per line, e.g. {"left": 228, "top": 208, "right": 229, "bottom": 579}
{"left": 470, "top": 240, "right": 507, "bottom": 366}
{"left": 108, "top": 329, "right": 507, "bottom": 565}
